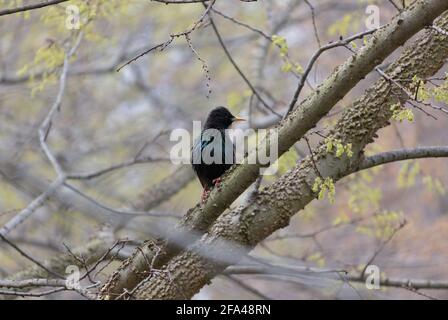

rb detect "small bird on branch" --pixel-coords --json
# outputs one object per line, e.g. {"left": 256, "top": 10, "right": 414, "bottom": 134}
{"left": 191, "top": 106, "right": 245, "bottom": 203}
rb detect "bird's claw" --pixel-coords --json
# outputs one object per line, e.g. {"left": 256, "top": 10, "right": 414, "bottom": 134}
{"left": 201, "top": 188, "right": 211, "bottom": 204}
{"left": 201, "top": 178, "right": 222, "bottom": 204}
{"left": 212, "top": 177, "right": 222, "bottom": 188}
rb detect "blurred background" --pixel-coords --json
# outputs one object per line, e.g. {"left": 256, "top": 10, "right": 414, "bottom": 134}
{"left": 0, "top": 0, "right": 447, "bottom": 299}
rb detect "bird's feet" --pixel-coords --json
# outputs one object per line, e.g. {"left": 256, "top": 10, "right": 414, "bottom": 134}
{"left": 212, "top": 177, "right": 222, "bottom": 188}
{"left": 201, "top": 178, "right": 222, "bottom": 204}
{"left": 201, "top": 188, "right": 211, "bottom": 204}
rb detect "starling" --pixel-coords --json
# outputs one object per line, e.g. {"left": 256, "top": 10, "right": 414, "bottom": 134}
{"left": 191, "top": 106, "right": 245, "bottom": 202}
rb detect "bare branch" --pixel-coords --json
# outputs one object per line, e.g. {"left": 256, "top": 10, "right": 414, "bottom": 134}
{"left": 0, "top": 234, "right": 63, "bottom": 279}
{"left": 207, "top": 7, "right": 282, "bottom": 118}
{"left": 0, "top": 0, "right": 68, "bottom": 17}
{"left": 0, "top": 32, "right": 83, "bottom": 237}
{"left": 116, "top": 0, "right": 216, "bottom": 72}
{"left": 358, "top": 146, "right": 448, "bottom": 171}
{"left": 225, "top": 265, "right": 448, "bottom": 290}
{"left": 284, "top": 28, "right": 378, "bottom": 117}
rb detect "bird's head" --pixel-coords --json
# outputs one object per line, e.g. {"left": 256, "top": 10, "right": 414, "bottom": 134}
{"left": 204, "top": 106, "right": 245, "bottom": 130}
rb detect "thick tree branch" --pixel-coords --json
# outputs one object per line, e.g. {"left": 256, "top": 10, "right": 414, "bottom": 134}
{"left": 99, "top": 0, "right": 448, "bottom": 299}
{"left": 131, "top": 6, "right": 448, "bottom": 299}
{"left": 358, "top": 146, "right": 448, "bottom": 171}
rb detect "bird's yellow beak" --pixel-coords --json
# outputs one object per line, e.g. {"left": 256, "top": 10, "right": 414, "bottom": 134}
{"left": 232, "top": 116, "right": 246, "bottom": 122}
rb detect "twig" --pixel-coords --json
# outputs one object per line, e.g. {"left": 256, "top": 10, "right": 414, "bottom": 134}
{"left": 284, "top": 29, "right": 377, "bottom": 117}
{"left": 66, "top": 156, "right": 170, "bottom": 180}
{"left": 360, "top": 220, "right": 407, "bottom": 278}
{"left": 63, "top": 183, "right": 180, "bottom": 218}
{"left": 0, "top": 33, "right": 83, "bottom": 237}
{"left": 0, "top": 234, "right": 63, "bottom": 279}
{"left": 206, "top": 7, "right": 282, "bottom": 118}
{"left": 0, "top": 0, "right": 68, "bottom": 17}
{"left": 116, "top": 0, "right": 216, "bottom": 71}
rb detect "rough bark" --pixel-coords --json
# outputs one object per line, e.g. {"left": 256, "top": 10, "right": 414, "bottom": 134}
{"left": 132, "top": 8, "right": 448, "bottom": 299}
{"left": 99, "top": 0, "right": 448, "bottom": 299}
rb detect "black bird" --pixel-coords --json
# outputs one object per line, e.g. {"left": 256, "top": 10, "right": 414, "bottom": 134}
{"left": 191, "top": 106, "right": 245, "bottom": 202}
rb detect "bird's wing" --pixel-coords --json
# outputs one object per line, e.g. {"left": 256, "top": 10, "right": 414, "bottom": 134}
{"left": 191, "top": 133, "right": 215, "bottom": 164}
{"left": 191, "top": 135, "right": 213, "bottom": 188}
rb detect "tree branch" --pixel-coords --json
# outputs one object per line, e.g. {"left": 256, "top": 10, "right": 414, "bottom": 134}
{"left": 130, "top": 5, "right": 448, "bottom": 299}
{"left": 0, "top": 33, "right": 83, "bottom": 237}
{"left": 99, "top": 0, "right": 448, "bottom": 299}
{"left": 225, "top": 265, "right": 448, "bottom": 290}
{"left": 358, "top": 146, "right": 448, "bottom": 171}
{"left": 0, "top": 0, "right": 68, "bottom": 17}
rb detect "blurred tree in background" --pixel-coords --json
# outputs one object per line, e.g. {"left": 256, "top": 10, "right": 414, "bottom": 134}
{"left": 0, "top": 0, "right": 448, "bottom": 300}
